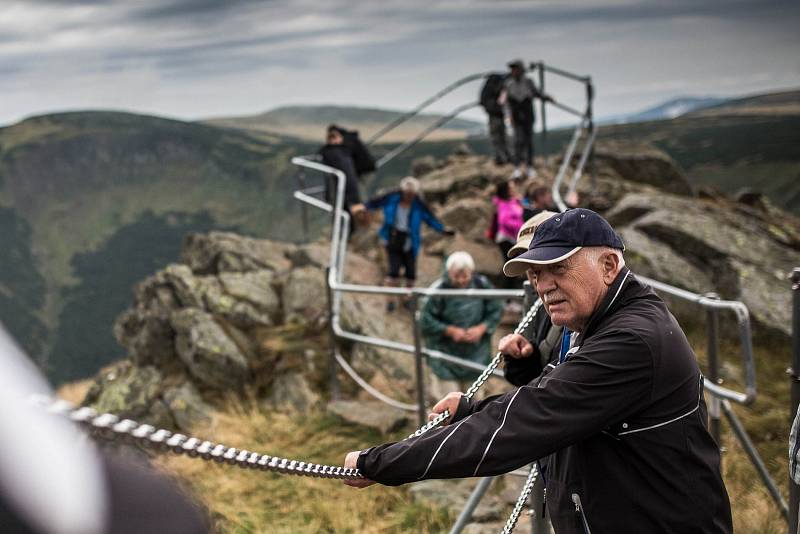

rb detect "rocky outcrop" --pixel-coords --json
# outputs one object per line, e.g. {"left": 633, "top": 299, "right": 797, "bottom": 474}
{"left": 326, "top": 400, "right": 409, "bottom": 433}
{"left": 606, "top": 192, "right": 800, "bottom": 335}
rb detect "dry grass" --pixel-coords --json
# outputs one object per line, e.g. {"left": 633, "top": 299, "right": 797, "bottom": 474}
{"left": 56, "top": 378, "right": 93, "bottom": 404}
{"left": 154, "top": 396, "right": 451, "bottom": 533}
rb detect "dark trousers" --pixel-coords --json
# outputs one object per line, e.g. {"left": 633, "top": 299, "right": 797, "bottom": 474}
{"left": 488, "top": 115, "right": 510, "bottom": 163}
{"left": 512, "top": 120, "right": 534, "bottom": 167}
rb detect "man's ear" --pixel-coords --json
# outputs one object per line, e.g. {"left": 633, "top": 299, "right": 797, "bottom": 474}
{"left": 601, "top": 251, "right": 620, "bottom": 285}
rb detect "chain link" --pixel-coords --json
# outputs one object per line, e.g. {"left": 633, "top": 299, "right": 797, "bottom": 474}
{"left": 34, "top": 396, "right": 363, "bottom": 480}
{"left": 502, "top": 463, "right": 538, "bottom": 534}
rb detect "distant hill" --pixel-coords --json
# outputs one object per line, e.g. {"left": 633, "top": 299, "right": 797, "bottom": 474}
{"left": 602, "top": 96, "right": 729, "bottom": 124}
{"left": 204, "top": 105, "right": 483, "bottom": 143}
{"left": 0, "top": 111, "right": 317, "bottom": 383}
{"left": 687, "top": 88, "right": 800, "bottom": 117}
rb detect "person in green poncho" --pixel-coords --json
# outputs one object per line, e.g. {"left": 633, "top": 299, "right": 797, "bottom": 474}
{"left": 420, "top": 251, "right": 504, "bottom": 390}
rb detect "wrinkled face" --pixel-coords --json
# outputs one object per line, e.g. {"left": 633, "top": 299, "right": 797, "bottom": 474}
{"left": 525, "top": 249, "right": 614, "bottom": 332}
{"left": 449, "top": 268, "right": 472, "bottom": 289}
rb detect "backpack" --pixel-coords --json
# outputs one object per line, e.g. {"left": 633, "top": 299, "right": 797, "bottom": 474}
{"left": 479, "top": 73, "right": 506, "bottom": 116}
{"left": 330, "top": 125, "right": 376, "bottom": 177}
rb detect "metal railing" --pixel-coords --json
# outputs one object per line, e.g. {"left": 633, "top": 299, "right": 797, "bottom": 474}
{"left": 288, "top": 64, "right": 791, "bottom": 530}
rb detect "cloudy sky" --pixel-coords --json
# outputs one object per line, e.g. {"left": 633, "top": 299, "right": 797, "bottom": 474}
{"left": 1, "top": 0, "right": 798, "bottom": 127}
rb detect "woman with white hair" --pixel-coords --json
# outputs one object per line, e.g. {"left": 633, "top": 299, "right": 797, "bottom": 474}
{"left": 365, "top": 176, "right": 453, "bottom": 311}
{"left": 420, "top": 251, "right": 503, "bottom": 389}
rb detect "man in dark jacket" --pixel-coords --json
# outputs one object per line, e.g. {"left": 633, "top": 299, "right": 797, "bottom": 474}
{"left": 343, "top": 209, "right": 732, "bottom": 533}
{"left": 319, "top": 125, "right": 365, "bottom": 217}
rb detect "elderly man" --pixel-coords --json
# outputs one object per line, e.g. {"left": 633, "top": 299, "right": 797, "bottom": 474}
{"left": 344, "top": 209, "right": 732, "bottom": 533}
{"left": 420, "top": 251, "right": 503, "bottom": 393}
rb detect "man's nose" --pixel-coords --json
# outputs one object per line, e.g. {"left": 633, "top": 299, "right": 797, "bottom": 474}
{"left": 536, "top": 271, "right": 556, "bottom": 293}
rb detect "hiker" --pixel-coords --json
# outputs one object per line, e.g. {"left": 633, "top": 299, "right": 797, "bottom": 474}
{"left": 364, "top": 177, "right": 453, "bottom": 311}
{"left": 343, "top": 208, "right": 732, "bottom": 534}
{"left": 420, "top": 251, "right": 503, "bottom": 396}
{"left": 499, "top": 59, "right": 553, "bottom": 180}
{"left": 319, "top": 125, "right": 374, "bottom": 222}
{"left": 487, "top": 180, "right": 524, "bottom": 260}
{"left": 479, "top": 73, "right": 510, "bottom": 165}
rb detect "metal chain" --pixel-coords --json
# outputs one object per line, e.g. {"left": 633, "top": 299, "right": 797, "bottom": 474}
{"left": 34, "top": 396, "right": 363, "bottom": 480}
{"left": 502, "top": 463, "right": 538, "bottom": 534}
{"left": 408, "top": 300, "right": 542, "bottom": 439}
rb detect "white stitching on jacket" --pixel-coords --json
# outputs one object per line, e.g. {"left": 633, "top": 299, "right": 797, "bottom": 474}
{"left": 617, "top": 375, "right": 703, "bottom": 436}
{"left": 418, "top": 419, "right": 468, "bottom": 479}
{"left": 472, "top": 388, "right": 523, "bottom": 476}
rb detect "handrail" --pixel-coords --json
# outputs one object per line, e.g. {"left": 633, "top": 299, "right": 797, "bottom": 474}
{"left": 366, "top": 72, "right": 491, "bottom": 145}
{"left": 552, "top": 120, "right": 586, "bottom": 211}
{"left": 375, "top": 102, "right": 479, "bottom": 168}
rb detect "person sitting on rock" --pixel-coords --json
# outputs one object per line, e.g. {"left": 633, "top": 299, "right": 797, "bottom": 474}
{"left": 364, "top": 176, "right": 453, "bottom": 311}
{"left": 419, "top": 251, "right": 503, "bottom": 394}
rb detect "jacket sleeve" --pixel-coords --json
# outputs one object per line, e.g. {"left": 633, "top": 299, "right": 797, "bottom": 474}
{"left": 419, "top": 295, "right": 448, "bottom": 338}
{"left": 503, "top": 350, "right": 544, "bottom": 387}
{"left": 357, "top": 328, "right": 653, "bottom": 485}
{"left": 365, "top": 192, "right": 391, "bottom": 211}
{"left": 419, "top": 202, "right": 445, "bottom": 233}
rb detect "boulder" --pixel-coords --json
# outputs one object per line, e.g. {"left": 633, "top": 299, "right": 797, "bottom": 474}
{"left": 114, "top": 308, "right": 176, "bottom": 366}
{"left": 282, "top": 266, "right": 327, "bottom": 322}
{"left": 427, "top": 233, "right": 504, "bottom": 279}
{"left": 607, "top": 191, "right": 800, "bottom": 335}
{"left": 83, "top": 362, "right": 172, "bottom": 427}
{"left": 266, "top": 372, "right": 320, "bottom": 413}
{"left": 437, "top": 197, "right": 493, "bottom": 241}
{"left": 411, "top": 155, "right": 440, "bottom": 177}
{"left": 286, "top": 242, "right": 331, "bottom": 269}
{"left": 589, "top": 145, "right": 694, "bottom": 196}
{"left": 163, "top": 381, "right": 213, "bottom": 432}
{"left": 171, "top": 308, "right": 250, "bottom": 389}
{"left": 181, "top": 231, "right": 292, "bottom": 275}
{"left": 326, "top": 400, "right": 410, "bottom": 434}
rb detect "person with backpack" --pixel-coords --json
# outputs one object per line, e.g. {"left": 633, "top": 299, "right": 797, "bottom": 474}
{"left": 479, "top": 73, "right": 510, "bottom": 165}
{"left": 318, "top": 124, "right": 376, "bottom": 222}
{"left": 420, "top": 251, "right": 503, "bottom": 393}
{"left": 364, "top": 177, "right": 453, "bottom": 311}
{"left": 499, "top": 59, "right": 554, "bottom": 180}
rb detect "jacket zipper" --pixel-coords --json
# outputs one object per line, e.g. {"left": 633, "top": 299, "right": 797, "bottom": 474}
{"left": 571, "top": 493, "right": 592, "bottom": 534}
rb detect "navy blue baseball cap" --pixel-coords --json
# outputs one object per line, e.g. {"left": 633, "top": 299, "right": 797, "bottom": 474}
{"left": 503, "top": 208, "right": 625, "bottom": 277}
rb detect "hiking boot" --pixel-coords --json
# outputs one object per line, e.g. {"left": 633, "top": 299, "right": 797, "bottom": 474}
{"left": 387, "top": 301, "right": 396, "bottom": 313}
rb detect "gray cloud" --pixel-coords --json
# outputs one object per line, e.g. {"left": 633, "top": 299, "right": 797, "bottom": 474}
{"left": 0, "top": 0, "right": 798, "bottom": 126}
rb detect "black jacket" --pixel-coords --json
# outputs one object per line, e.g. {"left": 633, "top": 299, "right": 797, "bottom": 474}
{"left": 319, "top": 144, "right": 361, "bottom": 211}
{"left": 358, "top": 268, "right": 732, "bottom": 533}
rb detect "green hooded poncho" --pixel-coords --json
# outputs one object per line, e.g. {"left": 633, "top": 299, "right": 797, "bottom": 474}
{"left": 420, "top": 273, "right": 503, "bottom": 381}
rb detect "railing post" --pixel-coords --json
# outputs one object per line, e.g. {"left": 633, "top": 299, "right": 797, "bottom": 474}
{"left": 448, "top": 477, "right": 494, "bottom": 534}
{"left": 411, "top": 295, "right": 428, "bottom": 427}
{"left": 586, "top": 78, "right": 596, "bottom": 194}
{"left": 790, "top": 267, "right": 800, "bottom": 533}
{"left": 325, "top": 267, "right": 340, "bottom": 400}
{"left": 538, "top": 61, "right": 548, "bottom": 168}
{"left": 705, "top": 293, "right": 722, "bottom": 450}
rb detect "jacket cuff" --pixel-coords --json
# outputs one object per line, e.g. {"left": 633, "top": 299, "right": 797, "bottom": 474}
{"left": 452, "top": 394, "right": 473, "bottom": 422}
{"left": 356, "top": 447, "right": 375, "bottom": 475}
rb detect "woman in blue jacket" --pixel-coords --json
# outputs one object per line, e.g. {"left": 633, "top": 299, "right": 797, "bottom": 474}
{"left": 365, "top": 176, "right": 452, "bottom": 311}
